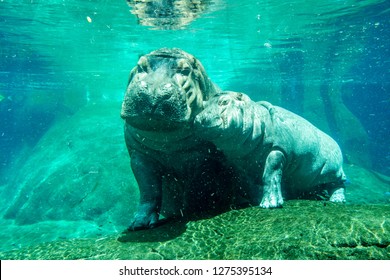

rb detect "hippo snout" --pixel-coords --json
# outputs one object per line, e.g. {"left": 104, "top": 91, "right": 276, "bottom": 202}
{"left": 133, "top": 79, "right": 183, "bottom": 99}
{"left": 121, "top": 78, "right": 189, "bottom": 131}
{"left": 122, "top": 80, "right": 184, "bottom": 113}
{"left": 194, "top": 113, "right": 208, "bottom": 128}
{"left": 194, "top": 110, "right": 222, "bottom": 129}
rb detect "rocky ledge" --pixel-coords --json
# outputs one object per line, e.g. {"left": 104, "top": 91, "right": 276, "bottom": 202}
{"left": 1, "top": 200, "right": 389, "bottom": 260}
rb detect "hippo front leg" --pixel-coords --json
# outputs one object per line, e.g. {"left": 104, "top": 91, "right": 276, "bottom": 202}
{"left": 128, "top": 151, "right": 163, "bottom": 231}
{"left": 260, "top": 150, "right": 285, "bottom": 208}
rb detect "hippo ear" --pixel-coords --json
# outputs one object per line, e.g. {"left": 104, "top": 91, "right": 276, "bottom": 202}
{"left": 236, "top": 92, "right": 251, "bottom": 103}
{"left": 127, "top": 66, "right": 138, "bottom": 86}
{"left": 192, "top": 58, "right": 220, "bottom": 100}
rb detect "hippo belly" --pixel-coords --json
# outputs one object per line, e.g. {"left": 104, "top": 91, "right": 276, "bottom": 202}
{"left": 271, "top": 106, "right": 346, "bottom": 193}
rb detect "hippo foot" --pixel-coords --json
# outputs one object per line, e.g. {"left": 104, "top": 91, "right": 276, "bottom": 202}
{"left": 329, "top": 187, "right": 346, "bottom": 203}
{"left": 260, "top": 150, "right": 285, "bottom": 209}
{"left": 260, "top": 194, "right": 284, "bottom": 209}
{"left": 127, "top": 204, "right": 160, "bottom": 231}
{"left": 128, "top": 212, "right": 159, "bottom": 231}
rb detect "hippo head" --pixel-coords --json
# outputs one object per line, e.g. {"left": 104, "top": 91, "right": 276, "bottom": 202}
{"left": 194, "top": 91, "right": 252, "bottom": 142}
{"left": 121, "top": 48, "right": 219, "bottom": 131}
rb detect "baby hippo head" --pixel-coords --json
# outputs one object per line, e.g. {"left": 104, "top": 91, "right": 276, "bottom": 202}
{"left": 121, "top": 48, "right": 218, "bottom": 131}
{"left": 194, "top": 91, "right": 251, "bottom": 141}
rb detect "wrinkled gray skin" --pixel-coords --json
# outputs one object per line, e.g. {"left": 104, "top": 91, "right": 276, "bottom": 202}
{"left": 194, "top": 91, "right": 347, "bottom": 208}
{"left": 121, "top": 48, "right": 235, "bottom": 230}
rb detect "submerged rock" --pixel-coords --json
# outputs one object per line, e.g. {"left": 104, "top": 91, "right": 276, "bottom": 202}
{"left": 0, "top": 201, "right": 389, "bottom": 260}
{"left": 1, "top": 103, "right": 138, "bottom": 229}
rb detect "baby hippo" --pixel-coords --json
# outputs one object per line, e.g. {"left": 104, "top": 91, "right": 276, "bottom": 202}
{"left": 194, "top": 91, "right": 347, "bottom": 208}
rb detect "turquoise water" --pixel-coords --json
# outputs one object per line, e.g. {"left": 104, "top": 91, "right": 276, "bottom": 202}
{"left": 0, "top": 0, "right": 389, "bottom": 258}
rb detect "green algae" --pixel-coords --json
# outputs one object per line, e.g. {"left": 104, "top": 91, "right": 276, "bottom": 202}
{"left": 1, "top": 201, "right": 389, "bottom": 260}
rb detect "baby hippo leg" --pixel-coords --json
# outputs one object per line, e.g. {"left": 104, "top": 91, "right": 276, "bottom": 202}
{"left": 329, "top": 184, "right": 346, "bottom": 203}
{"left": 260, "top": 150, "right": 285, "bottom": 208}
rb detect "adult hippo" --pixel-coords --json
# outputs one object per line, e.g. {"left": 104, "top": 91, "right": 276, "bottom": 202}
{"left": 121, "top": 48, "right": 236, "bottom": 230}
{"left": 194, "top": 91, "right": 347, "bottom": 208}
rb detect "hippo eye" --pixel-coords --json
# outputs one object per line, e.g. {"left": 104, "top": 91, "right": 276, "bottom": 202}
{"left": 178, "top": 67, "right": 191, "bottom": 76}
{"left": 177, "top": 59, "right": 192, "bottom": 76}
{"left": 218, "top": 99, "right": 230, "bottom": 106}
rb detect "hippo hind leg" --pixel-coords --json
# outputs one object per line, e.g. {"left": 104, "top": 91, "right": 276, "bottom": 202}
{"left": 325, "top": 169, "right": 347, "bottom": 203}
{"left": 260, "top": 150, "right": 285, "bottom": 208}
{"left": 328, "top": 183, "right": 346, "bottom": 203}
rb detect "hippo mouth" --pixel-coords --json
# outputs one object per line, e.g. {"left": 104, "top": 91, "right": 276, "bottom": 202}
{"left": 124, "top": 114, "right": 188, "bottom": 131}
